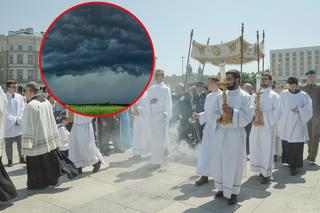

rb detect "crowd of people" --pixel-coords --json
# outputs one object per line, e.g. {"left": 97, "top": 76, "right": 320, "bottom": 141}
{"left": 0, "top": 68, "right": 319, "bottom": 207}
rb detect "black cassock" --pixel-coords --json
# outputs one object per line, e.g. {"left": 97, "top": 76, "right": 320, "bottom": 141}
{"left": 0, "top": 160, "right": 17, "bottom": 202}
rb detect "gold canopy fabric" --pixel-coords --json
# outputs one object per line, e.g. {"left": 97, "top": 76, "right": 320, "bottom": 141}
{"left": 191, "top": 36, "right": 265, "bottom": 65}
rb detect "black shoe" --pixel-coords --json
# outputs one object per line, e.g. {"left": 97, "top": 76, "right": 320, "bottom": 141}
{"left": 77, "top": 167, "right": 83, "bottom": 174}
{"left": 195, "top": 176, "right": 208, "bottom": 186}
{"left": 92, "top": 161, "right": 101, "bottom": 173}
{"left": 290, "top": 168, "right": 297, "bottom": 176}
{"left": 261, "top": 176, "right": 270, "bottom": 184}
{"left": 7, "top": 160, "right": 13, "bottom": 167}
{"left": 228, "top": 194, "right": 237, "bottom": 205}
{"left": 19, "top": 157, "right": 26, "bottom": 164}
{"left": 214, "top": 191, "right": 224, "bottom": 198}
{"left": 309, "top": 157, "right": 315, "bottom": 162}
{"left": 274, "top": 155, "right": 278, "bottom": 162}
{"left": 259, "top": 173, "right": 263, "bottom": 177}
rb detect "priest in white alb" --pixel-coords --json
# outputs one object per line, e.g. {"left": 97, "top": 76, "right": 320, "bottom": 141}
{"left": 249, "top": 72, "right": 281, "bottom": 184}
{"left": 277, "top": 77, "right": 313, "bottom": 175}
{"left": 132, "top": 91, "right": 151, "bottom": 157}
{"left": 69, "top": 114, "right": 104, "bottom": 174}
{"left": 146, "top": 69, "right": 172, "bottom": 169}
{"left": 21, "top": 82, "right": 78, "bottom": 189}
{"left": 192, "top": 75, "right": 221, "bottom": 186}
{"left": 211, "top": 70, "right": 254, "bottom": 205}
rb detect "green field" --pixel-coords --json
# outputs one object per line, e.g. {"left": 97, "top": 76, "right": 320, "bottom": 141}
{"left": 67, "top": 104, "right": 127, "bottom": 115}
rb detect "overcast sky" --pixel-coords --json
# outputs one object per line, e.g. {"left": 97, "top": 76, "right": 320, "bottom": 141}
{"left": 41, "top": 3, "right": 153, "bottom": 104}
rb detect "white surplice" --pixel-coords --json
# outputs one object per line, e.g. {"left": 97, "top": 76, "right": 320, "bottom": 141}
{"left": 0, "top": 87, "right": 8, "bottom": 156}
{"left": 146, "top": 82, "right": 172, "bottom": 165}
{"left": 196, "top": 89, "right": 222, "bottom": 177}
{"left": 57, "top": 124, "right": 70, "bottom": 152}
{"left": 211, "top": 87, "right": 254, "bottom": 199}
{"left": 249, "top": 88, "right": 281, "bottom": 178}
{"left": 277, "top": 90, "right": 313, "bottom": 143}
{"left": 5, "top": 92, "right": 25, "bottom": 138}
{"left": 132, "top": 92, "right": 151, "bottom": 156}
{"left": 69, "top": 114, "right": 104, "bottom": 168}
{"left": 21, "top": 96, "right": 61, "bottom": 156}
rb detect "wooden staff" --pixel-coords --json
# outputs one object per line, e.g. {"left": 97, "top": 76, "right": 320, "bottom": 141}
{"left": 262, "top": 30, "right": 265, "bottom": 71}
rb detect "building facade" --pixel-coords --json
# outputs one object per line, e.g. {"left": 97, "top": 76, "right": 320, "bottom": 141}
{"left": 0, "top": 28, "right": 43, "bottom": 91}
{"left": 270, "top": 46, "right": 320, "bottom": 84}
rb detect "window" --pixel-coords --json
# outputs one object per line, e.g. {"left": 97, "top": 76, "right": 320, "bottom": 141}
{"left": 293, "top": 52, "right": 297, "bottom": 57}
{"left": 8, "top": 70, "right": 13, "bottom": 79}
{"left": 28, "top": 70, "right": 33, "bottom": 80}
{"left": 10, "top": 45, "right": 13, "bottom": 51}
{"left": 18, "top": 44, "right": 22, "bottom": 50}
{"left": 17, "top": 54, "right": 23, "bottom": 64}
{"left": 28, "top": 45, "right": 32, "bottom": 51}
{"left": 27, "top": 55, "right": 34, "bottom": 64}
{"left": 17, "top": 69, "right": 23, "bottom": 80}
{"left": 9, "top": 55, "right": 13, "bottom": 64}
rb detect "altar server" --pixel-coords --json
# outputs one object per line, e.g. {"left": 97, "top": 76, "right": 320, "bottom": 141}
{"left": 278, "top": 77, "right": 313, "bottom": 175}
{"left": 192, "top": 76, "right": 221, "bottom": 186}
{"left": 249, "top": 72, "right": 281, "bottom": 184}
{"left": 146, "top": 69, "right": 172, "bottom": 168}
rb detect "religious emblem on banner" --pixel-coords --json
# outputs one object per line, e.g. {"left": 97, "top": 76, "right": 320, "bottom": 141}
{"left": 212, "top": 47, "right": 220, "bottom": 56}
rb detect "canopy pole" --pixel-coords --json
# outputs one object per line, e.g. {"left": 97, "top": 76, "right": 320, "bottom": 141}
{"left": 240, "top": 23, "right": 244, "bottom": 84}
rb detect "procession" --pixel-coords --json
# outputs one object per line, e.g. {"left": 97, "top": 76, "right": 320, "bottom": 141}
{"left": 0, "top": 64, "right": 319, "bottom": 211}
{"left": 1, "top": 1, "right": 320, "bottom": 212}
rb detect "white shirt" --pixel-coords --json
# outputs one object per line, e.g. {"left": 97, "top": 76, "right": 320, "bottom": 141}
{"left": 5, "top": 92, "right": 25, "bottom": 138}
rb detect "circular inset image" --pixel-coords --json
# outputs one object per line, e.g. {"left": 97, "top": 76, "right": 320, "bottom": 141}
{"left": 40, "top": 2, "right": 154, "bottom": 117}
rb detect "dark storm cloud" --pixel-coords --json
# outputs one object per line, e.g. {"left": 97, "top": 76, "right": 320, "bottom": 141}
{"left": 42, "top": 3, "right": 153, "bottom": 77}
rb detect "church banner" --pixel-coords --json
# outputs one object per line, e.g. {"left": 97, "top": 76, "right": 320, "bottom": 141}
{"left": 191, "top": 36, "right": 264, "bottom": 65}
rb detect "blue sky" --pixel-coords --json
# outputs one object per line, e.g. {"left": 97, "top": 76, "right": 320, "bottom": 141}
{"left": 1, "top": 0, "right": 319, "bottom": 77}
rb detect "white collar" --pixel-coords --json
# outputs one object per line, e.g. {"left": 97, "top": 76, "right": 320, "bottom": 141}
{"left": 261, "top": 87, "right": 272, "bottom": 92}
{"left": 227, "top": 87, "right": 240, "bottom": 96}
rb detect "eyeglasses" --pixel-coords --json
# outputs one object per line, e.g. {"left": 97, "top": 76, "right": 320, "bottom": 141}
{"left": 23, "top": 89, "right": 32, "bottom": 92}
{"left": 155, "top": 74, "right": 163, "bottom": 77}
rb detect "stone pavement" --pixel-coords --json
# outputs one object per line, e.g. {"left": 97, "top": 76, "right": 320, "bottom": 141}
{"left": 0, "top": 143, "right": 320, "bottom": 213}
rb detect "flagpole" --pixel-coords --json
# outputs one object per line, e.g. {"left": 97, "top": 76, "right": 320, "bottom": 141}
{"left": 257, "top": 30, "right": 260, "bottom": 73}
{"left": 240, "top": 23, "right": 244, "bottom": 83}
{"left": 181, "top": 56, "right": 184, "bottom": 82}
{"left": 184, "top": 29, "right": 194, "bottom": 92}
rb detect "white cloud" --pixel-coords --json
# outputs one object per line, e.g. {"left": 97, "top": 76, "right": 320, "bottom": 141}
{"left": 46, "top": 71, "right": 149, "bottom": 104}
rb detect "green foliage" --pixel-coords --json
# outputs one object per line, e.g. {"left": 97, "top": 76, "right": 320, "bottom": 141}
{"left": 241, "top": 72, "right": 256, "bottom": 87}
{"left": 67, "top": 104, "right": 126, "bottom": 115}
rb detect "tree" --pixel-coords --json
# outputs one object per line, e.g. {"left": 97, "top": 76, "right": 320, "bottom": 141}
{"left": 241, "top": 72, "right": 256, "bottom": 88}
